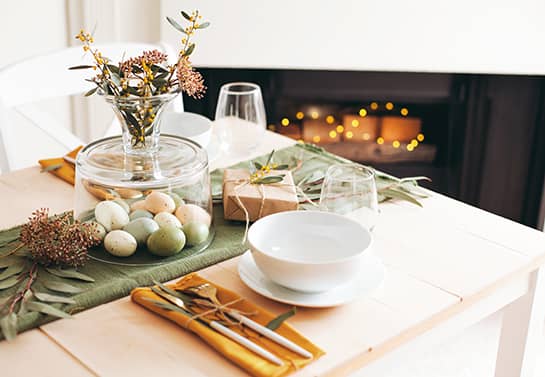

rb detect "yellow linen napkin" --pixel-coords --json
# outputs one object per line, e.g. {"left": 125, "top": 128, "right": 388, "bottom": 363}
{"left": 131, "top": 273, "right": 325, "bottom": 377}
{"left": 38, "top": 146, "right": 82, "bottom": 185}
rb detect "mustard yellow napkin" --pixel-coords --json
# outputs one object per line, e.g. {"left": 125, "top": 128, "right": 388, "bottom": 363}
{"left": 38, "top": 146, "right": 82, "bottom": 185}
{"left": 131, "top": 273, "right": 325, "bottom": 377}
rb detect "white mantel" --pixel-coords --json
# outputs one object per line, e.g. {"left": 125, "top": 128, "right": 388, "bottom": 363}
{"left": 161, "top": 0, "right": 545, "bottom": 76}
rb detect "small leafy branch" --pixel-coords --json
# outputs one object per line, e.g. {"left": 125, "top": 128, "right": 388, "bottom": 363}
{"left": 0, "top": 209, "right": 99, "bottom": 341}
{"left": 69, "top": 10, "right": 209, "bottom": 147}
{"left": 250, "top": 150, "right": 289, "bottom": 184}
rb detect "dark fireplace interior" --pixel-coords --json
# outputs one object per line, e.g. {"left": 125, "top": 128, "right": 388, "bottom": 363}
{"left": 185, "top": 69, "right": 545, "bottom": 229}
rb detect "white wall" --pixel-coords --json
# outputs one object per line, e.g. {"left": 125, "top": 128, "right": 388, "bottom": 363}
{"left": 161, "top": 0, "right": 545, "bottom": 75}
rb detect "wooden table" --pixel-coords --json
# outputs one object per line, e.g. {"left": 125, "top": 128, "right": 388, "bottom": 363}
{"left": 1, "top": 131, "right": 545, "bottom": 377}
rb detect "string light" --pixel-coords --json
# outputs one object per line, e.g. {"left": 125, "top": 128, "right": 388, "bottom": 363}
{"left": 336, "top": 125, "right": 344, "bottom": 133}
{"left": 346, "top": 131, "right": 354, "bottom": 139}
{"left": 392, "top": 140, "right": 400, "bottom": 148}
{"left": 410, "top": 139, "right": 419, "bottom": 147}
{"left": 281, "top": 118, "right": 289, "bottom": 126}
{"left": 401, "top": 108, "right": 409, "bottom": 116}
{"left": 296, "top": 111, "right": 304, "bottom": 120}
{"left": 297, "top": 139, "right": 304, "bottom": 143}
{"left": 310, "top": 111, "right": 319, "bottom": 119}
{"left": 363, "top": 133, "right": 370, "bottom": 140}
{"left": 359, "top": 108, "right": 367, "bottom": 117}
{"left": 407, "top": 144, "right": 414, "bottom": 151}
{"left": 351, "top": 119, "right": 360, "bottom": 127}
{"left": 385, "top": 102, "right": 394, "bottom": 110}
{"left": 377, "top": 137, "right": 384, "bottom": 145}
{"left": 370, "top": 102, "right": 379, "bottom": 110}
{"left": 312, "top": 135, "right": 321, "bottom": 143}
{"left": 417, "top": 133, "right": 424, "bottom": 142}
{"left": 329, "top": 130, "right": 337, "bottom": 138}
{"left": 326, "top": 115, "right": 335, "bottom": 124}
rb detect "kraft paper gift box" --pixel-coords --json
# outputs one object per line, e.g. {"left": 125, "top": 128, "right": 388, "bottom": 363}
{"left": 222, "top": 169, "right": 298, "bottom": 222}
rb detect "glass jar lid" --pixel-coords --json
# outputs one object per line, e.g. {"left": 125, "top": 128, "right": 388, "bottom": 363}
{"left": 76, "top": 135, "right": 208, "bottom": 189}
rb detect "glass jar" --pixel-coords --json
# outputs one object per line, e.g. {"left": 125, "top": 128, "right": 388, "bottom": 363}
{"left": 75, "top": 93, "right": 213, "bottom": 265}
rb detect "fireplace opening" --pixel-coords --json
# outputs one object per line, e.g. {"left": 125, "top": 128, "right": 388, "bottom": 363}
{"left": 185, "top": 69, "right": 545, "bottom": 228}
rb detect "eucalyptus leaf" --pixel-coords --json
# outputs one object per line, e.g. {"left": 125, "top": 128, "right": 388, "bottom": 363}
{"left": 0, "top": 312, "right": 17, "bottom": 341}
{"left": 380, "top": 188, "right": 423, "bottom": 207}
{"left": 42, "top": 280, "right": 83, "bottom": 294}
{"left": 274, "top": 164, "right": 289, "bottom": 170}
{"left": 265, "top": 150, "right": 275, "bottom": 166}
{"left": 166, "top": 16, "right": 185, "bottom": 33}
{"left": 33, "top": 292, "right": 76, "bottom": 305}
{"left": 84, "top": 87, "right": 98, "bottom": 97}
{"left": 141, "top": 297, "right": 192, "bottom": 317}
{"left": 254, "top": 162, "right": 263, "bottom": 170}
{"left": 0, "top": 262, "right": 25, "bottom": 281}
{"left": 45, "top": 268, "right": 95, "bottom": 282}
{"left": 254, "top": 175, "right": 285, "bottom": 184}
{"left": 106, "top": 64, "right": 119, "bottom": 74}
{"left": 181, "top": 11, "right": 191, "bottom": 20}
{"left": 68, "top": 65, "right": 94, "bottom": 70}
{"left": 197, "top": 21, "right": 210, "bottom": 29}
{"left": 183, "top": 43, "right": 195, "bottom": 57}
{"left": 26, "top": 301, "right": 71, "bottom": 319}
{"left": 152, "top": 283, "right": 194, "bottom": 305}
{"left": 0, "top": 276, "right": 20, "bottom": 290}
{"left": 265, "top": 307, "right": 296, "bottom": 330}
{"left": 0, "top": 255, "right": 21, "bottom": 268}
{"left": 40, "top": 163, "right": 62, "bottom": 173}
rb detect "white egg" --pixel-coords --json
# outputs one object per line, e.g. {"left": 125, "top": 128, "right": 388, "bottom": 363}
{"left": 104, "top": 230, "right": 137, "bottom": 257}
{"left": 175, "top": 204, "right": 211, "bottom": 227}
{"left": 95, "top": 201, "right": 130, "bottom": 231}
{"left": 145, "top": 192, "right": 176, "bottom": 214}
{"left": 154, "top": 212, "right": 182, "bottom": 228}
{"left": 130, "top": 200, "right": 147, "bottom": 211}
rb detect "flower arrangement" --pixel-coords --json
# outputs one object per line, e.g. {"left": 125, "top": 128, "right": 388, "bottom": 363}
{"left": 70, "top": 10, "right": 209, "bottom": 147}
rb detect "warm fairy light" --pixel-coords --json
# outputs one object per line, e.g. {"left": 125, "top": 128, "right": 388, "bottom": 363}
{"left": 407, "top": 144, "right": 414, "bottom": 151}
{"left": 346, "top": 131, "right": 354, "bottom": 139}
{"left": 267, "top": 124, "right": 276, "bottom": 131}
{"left": 401, "top": 108, "right": 409, "bottom": 116}
{"left": 359, "top": 108, "right": 368, "bottom": 117}
{"left": 351, "top": 119, "right": 360, "bottom": 127}
{"left": 363, "top": 133, "right": 370, "bottom": 140}
{"left": 370, "top": 102, "right": 379, "bottom": 110}
{"left": 281, "top": 118, "right": 290, "bottom": 126}
{"left": 297, "top": 139, "right": 304, "bottom": 143}
{"left": 392, "top": 140, "right": 400, "bottom": 148}
{"left": 411, "top": 139, "right": 419, "bottom": 147}
{"left": 296, "top": 111, "right": 304, "bottom": 120}
{"left": 377, "top": 137, "right": 384, "bottom": 145}
{"left": 312, "top": 135, "right": 321, "bottom": 143}
{"left": 385, "top": 102, "right": 394, "bottom": 110}
{"left": 310, "top": 111, "right": 319, "bottom": 119}
{"left": 336, "top": 125, "right": 344, "bottom": 133}
{"left": 417, "top": 133, "right": 424, "bottom": 142}
{"left": 329, "top": 130, "right": 337, "bottom": 138}
{"left": 326, "top": 115, "right": 335, "bottom": 124}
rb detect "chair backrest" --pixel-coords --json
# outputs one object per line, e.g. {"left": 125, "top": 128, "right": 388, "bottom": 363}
{"left": 0, "top": 42, "right": 181, "bottom": 173}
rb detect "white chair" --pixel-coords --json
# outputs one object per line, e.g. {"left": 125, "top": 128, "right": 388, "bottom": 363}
{"left": 0, "top": 42, "right": 182, "bottom": 173}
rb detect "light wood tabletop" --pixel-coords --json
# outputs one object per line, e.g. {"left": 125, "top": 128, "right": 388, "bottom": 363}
{"left": 1, "top": 131, "right": 545, "bottom": 377}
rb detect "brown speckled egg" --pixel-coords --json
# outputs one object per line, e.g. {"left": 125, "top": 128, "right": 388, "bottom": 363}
{"left": 145, "top": 192, "right": 176, "bottom": 214}
{"left": 175, "top": 204, "right": 211, "bottom": 227}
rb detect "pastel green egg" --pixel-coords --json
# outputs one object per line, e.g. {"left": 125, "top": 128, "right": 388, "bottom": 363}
{"left": 147, "top": 227, "right": 186, "bottom": 257}
{"left": 183, "top": 221, "right": 210, "bottom": 246}
{"left": 123, "top": 218, "right": 159, "bottom": 246}
{"left": 129, "top": 209, "right": 154, "bottom": 221}
{"left": 169, "top": 192, "right": 185, "bottom": 209}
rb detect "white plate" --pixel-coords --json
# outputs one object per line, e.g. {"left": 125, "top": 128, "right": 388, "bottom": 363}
{"left": 238, "top": 250, "right": 385, "bottom": 308}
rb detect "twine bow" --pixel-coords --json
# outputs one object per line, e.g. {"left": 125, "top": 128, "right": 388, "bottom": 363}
{"left": 180, "top": 297, "right": 249, "bottom": 328}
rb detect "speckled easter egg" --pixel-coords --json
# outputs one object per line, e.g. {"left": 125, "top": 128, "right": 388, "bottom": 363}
{"left": 183, "top": 221, "right": 210, "bottom": 246}
{"left": 147, "top": 227, "right": 186, "bottom": 257}
{"left": 154, "top": 212, "right": 182, "bottom": 229}
{"left": 130, "top": 200, "right": 147, "bottom": 211}
{"left": 104, "top": 230, "right": 137, "bottom": 257}
{"left": 123, "top": 218, "right": 159, "bottom": 246}
{"left": 129, "top": 209, "right": 154, "bottom": 221}
{"left": 84, "top": 220, "right": 106, "bottom": 241}
{"left": 113, "top": 198, "right": 130, "bottom": 213}
{"left": 145, "top": 192, "right": 176, "bottom": 214}
{"left": 169, "top": 192, "right": 185, "bottom": 209}
{"left": 175, "top": 204, "right": 211, "bottom": 227}
{"left": 95, "top": 201, "right": 130, "bottom": 231}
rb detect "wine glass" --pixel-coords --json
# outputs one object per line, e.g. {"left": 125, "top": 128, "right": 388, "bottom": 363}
{"left": 319, "top": 164, "right": 379, "bottom": 231}
{"left": 214, "top": 82, "right": 266, "bottom": 156}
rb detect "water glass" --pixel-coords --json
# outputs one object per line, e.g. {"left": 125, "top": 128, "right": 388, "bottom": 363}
{"left": 319, "top": 164, "right": 379, "bottom": 231}
{"left": 214, "top": 82, "right": 266, "bottom": 156}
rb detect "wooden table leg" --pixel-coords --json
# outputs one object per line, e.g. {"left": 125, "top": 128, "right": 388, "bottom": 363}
{"left": 495, "top": 267, "right": 545, "bottom": 377}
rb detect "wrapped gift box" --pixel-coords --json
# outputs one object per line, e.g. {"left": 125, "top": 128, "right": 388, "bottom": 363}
{"left": 222, "top": 169, "right": 298, "bottom": 221}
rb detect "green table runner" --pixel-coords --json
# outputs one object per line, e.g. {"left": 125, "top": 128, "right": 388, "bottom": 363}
{"left": 0, "top": 143, "right": 345, "bottom": 339}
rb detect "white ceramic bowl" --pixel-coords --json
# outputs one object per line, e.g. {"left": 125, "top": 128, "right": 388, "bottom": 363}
{"left": 248, "top": 211, "right": 373, "bottom": 293}
{"left": 161, "top": 112, "right": 212, "bottom": 148}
